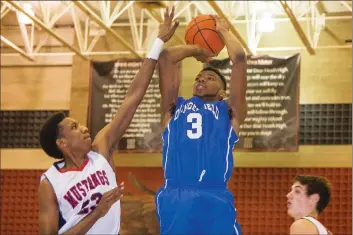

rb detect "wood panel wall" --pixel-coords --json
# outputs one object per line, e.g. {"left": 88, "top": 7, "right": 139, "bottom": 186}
{"left": 1, "top": 66, "right": 72, "bottom": 110}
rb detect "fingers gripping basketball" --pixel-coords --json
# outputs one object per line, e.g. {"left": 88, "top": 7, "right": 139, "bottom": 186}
{"left": 185, "top": 15, "right": 225, "bottom": 55}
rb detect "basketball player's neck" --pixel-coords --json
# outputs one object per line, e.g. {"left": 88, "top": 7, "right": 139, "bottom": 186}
{"left": 294, "top": 211, "right": 319, "bottom": 221}
{"left": 63, "top": 150, "right": 89, "bottom": 169}
{"left": 195, "top": 95, "right": 220, "bottom": 102}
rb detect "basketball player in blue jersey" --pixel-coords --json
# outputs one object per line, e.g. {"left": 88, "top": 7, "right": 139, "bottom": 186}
{"left": 155, "top": 15, "right": 247, "bottom": 235}
{"left": 37, "top": 7, "right": 179, "bottom": 235}
{"left": 287, "top": 175, "right": 333, "bottom": 235}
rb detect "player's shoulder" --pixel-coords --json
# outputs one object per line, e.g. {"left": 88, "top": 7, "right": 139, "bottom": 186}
{"left": 177, "top": 96, "right": 187, "bottom": 103}
{"left": 88, "top": 150, "right": 104, "bottom": 159}
{"left": 290, "top": 219, "right": 319, "bottom": 235}
{"left": 38, "top": 176, "right": 55, "bottom": 193}
{"left": 172, "top": 96, "right": 186, "bottom": 108}
{"left": 87, "top": 150, "right": 115, "bottom": 171}
{"left": 41, "top": 162, "right": 60, "bottom": 179}
{"left": 89, "top": 150, "right": 115, "bottom": 163}
{"left": 225, "top": 98, "right": 232, "bottom": 108}
{"left": 39, "top": 176, "right": 50, "bottom": 186}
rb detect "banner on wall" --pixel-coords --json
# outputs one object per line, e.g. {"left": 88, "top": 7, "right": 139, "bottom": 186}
{"left": 89, "top": 54, "right": 300, "bottom": 153}
{"left": 207, "top": 54, "right": 301, "bottom": 151}
{"left": 88, "top": 59, "right": 168, "bottom": 152}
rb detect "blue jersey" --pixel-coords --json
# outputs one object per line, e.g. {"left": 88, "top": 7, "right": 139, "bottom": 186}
{"left": 162, "top": 96, "right": 239, "bottom": 185}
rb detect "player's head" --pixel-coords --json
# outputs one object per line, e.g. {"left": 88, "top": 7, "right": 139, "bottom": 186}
{"left": 286, "top": 175, "right": 331, "bottom": 219}
{"left": 39, "top": 112, "right": 92, "bottom": 159}
{"left": 193, "top": 67, "right": 227, "bottom": 101}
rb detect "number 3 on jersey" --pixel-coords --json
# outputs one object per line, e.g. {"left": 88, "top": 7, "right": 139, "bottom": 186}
{"left": 187, "top": 113, "right": 202, "bottom": 139}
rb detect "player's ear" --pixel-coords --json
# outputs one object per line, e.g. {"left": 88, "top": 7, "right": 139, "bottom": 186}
{"left": 56, "top": 138, "right": 67, "bottom": 148}
{"left": 219, "top": 90, "right": 227, "bottom": 100}
{"left": 309, "top": 193, "right": 320, "bottom": 205}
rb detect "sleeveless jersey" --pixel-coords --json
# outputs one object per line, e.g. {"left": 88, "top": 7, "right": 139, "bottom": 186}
{"left": 40, "top": 151, "right": 120, "bottom": 234}
{"left": 162, "top": 96, "right": 239, "bottom": 185}
{"left": 302, "top": 217, "right": 331, "bottom": 235}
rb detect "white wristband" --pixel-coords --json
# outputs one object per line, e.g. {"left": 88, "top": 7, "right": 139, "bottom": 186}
{"left": 147, "top": 37, "right": 164, "bottom": 60}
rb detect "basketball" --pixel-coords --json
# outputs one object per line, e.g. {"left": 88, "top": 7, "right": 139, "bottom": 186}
{"left": 184, "top": 15, "right": 225, "bottom": 55}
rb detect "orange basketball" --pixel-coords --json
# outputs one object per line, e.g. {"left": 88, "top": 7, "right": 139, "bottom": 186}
{"left": 185, "top": 15, "right": 225, "bottom": 55}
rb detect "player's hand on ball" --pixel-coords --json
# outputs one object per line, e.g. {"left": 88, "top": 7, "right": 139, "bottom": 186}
{"left": 194, "top": 47, "right": 217, "bottom": 63}
{"left": 158, "top": 6, "right": 180, "bottom": 42}
{"left": 213, "top": 15, "right": 229, "bottom": 33}
{"left": 94, "top": 182, "right": 124, "bottom": 218}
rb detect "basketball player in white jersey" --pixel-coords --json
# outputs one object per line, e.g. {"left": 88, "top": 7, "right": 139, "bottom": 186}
{"left": 287, "top": 175, "right": 332, "bottom": 235}
{"left": 38, "top": 7, "right": 179, "bottom": 235}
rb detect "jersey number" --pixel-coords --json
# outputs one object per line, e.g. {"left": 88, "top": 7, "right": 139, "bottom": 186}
{"left": 78, "top": 192, "right": 103, "bottom": 215}
{"left": 187, "top": 113, "right": 202, "bottom": 139}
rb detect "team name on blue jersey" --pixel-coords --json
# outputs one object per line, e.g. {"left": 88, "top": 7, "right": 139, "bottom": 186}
{"left": 174, "top": 102, "right": 220, "bottom": 120}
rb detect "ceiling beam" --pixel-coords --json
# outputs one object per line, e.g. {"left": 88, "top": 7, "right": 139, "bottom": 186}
{"left": 73, "top": 1, "right": 143, "bottom": 59}
{"left": 340, "top": 1, "right": 352, "bottom": 12}
{"left": 207, "top": 0, "right": 252, "bottom": 55}
{"left": 1, "top": 2, "right": 11, "bottom": 19}
{"left": 279, "top": 0, "right": 315, "bottom": 55}
{"left": 109, "top": 1, "right": 134, "bottom": 26}
{"left": 326, "top": 12, "right": 352, "bottom": 17}
{"left": 0, "top": 35, "right": 34, "bottom": 61}
{"left": 136, "top": 1, "right": 167, "bottom": 9}
{"left": 316, "top": 1, "right": 327, "bottom": 15}
{"left": 6, "top": 0, "right": 89, "bottom": 60}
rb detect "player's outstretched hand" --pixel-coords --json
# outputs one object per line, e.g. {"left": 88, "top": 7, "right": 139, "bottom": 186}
{"left": 94, "top": 182, "right": 124, "bottom": 218}
{"left": 158, "top": 6, "right": 180, "bottom": 42}
{"left": 212, "top": 15, "right": 229, "bottom": 34}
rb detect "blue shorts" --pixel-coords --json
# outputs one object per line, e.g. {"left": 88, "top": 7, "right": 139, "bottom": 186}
{"left": 155, "top": 181, "right": 242, "bottom": 235}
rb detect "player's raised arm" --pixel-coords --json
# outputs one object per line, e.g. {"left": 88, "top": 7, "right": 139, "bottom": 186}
{"left": 158, "top": 43, "right": 215, "bottom": 128}
{"left": 92, "top": 7, "right": 179, "bottom": 163}
{"left": 214, "top": 16, "right": 247, "bottom": 133}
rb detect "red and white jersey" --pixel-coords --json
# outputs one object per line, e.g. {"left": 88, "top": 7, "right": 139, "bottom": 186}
{"left": 40, "top": 151, "right": 120, "bottom": 234}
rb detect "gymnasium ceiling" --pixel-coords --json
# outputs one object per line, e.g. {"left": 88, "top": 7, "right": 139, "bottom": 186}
{"left": 0, "top": 1, "right": 352, "bottom": 61}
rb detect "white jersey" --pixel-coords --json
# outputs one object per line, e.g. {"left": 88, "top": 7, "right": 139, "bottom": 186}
{"left": 302, "top": 216, "right": 331, "bottom": 235}
{"left": 40, "top": 151, "right": 120, "bottom": 234}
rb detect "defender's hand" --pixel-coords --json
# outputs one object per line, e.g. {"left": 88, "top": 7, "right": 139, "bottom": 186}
{"left": 158, "top": 6, "right": 180, "bottom": 42}
{"left": 94, "top": 182, "right": 124, "bottom": 218}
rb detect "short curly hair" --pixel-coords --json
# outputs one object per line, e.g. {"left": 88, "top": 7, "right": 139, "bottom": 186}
{"left": 39, "top": 112, "right": 66, "bottom": 159}
{"left": 201, "top": 67, "right": 227, "bottom": 90}
{"left": 293, "top": 175, "right": 331, "bottom": 214}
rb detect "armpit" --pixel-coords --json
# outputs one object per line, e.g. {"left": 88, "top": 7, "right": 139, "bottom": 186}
{"left": 228, "top": 108, "right": 233, "bottom": 120}
{"left": 169, "top": 103, "right": 177, "bottom": 116}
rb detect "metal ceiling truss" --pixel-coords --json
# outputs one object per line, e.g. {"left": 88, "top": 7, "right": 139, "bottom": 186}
{"left": 208, "top": 0, "right": 252, "bottom": 54}
{"left": 340, "top": 1, "right": 352, "bottom": 12}
{"left": 72, "top": 1, "right": 142, "bottom": 58}
{"left": 279, "top": 0, "right": 316, "bottom": 55}
{"left": 1, "top": 1, "right": 351, "bottom": 62}
{"left": 5, "top": 0, "right": 89, "bottom": 60}
{"left": 0, "top": 35, "right": 34, "bottom": 61}
{"left": 244, "top": 1, "right": 261, "bottom": 55}
{"left": 1, "top": 1, "right": 11, "bottom": 19}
